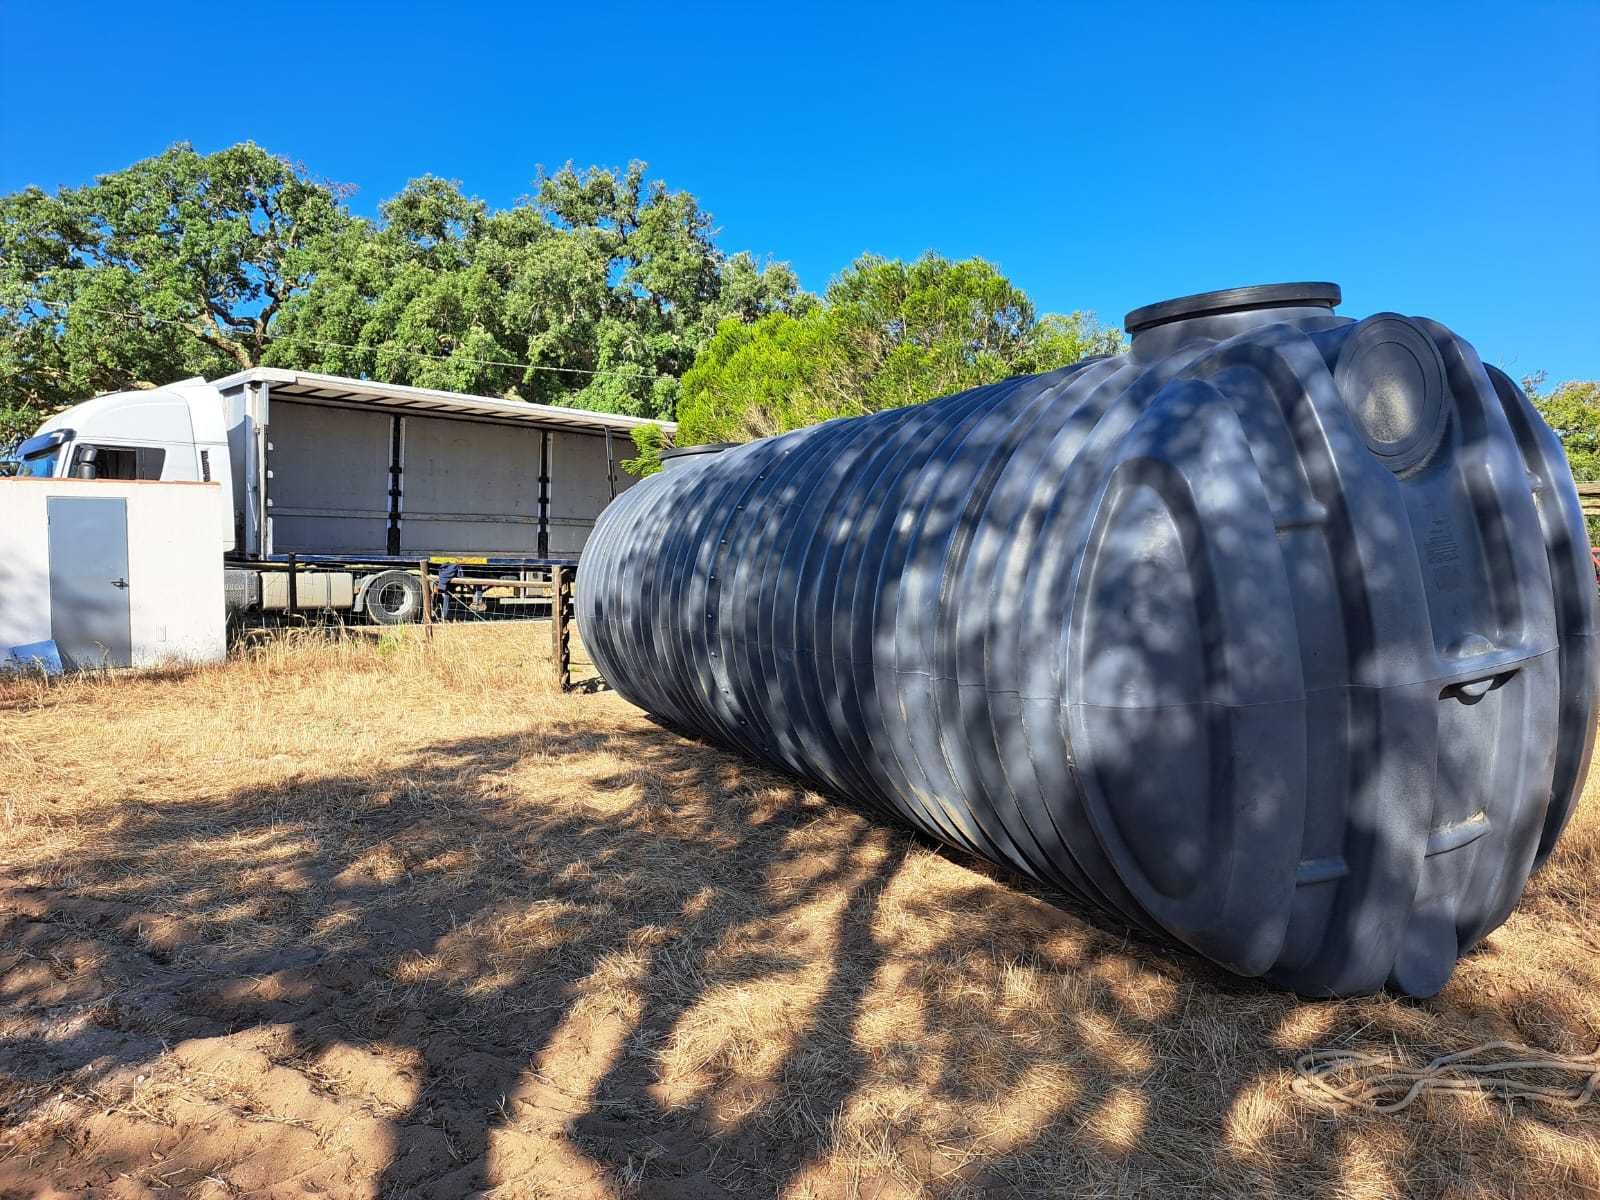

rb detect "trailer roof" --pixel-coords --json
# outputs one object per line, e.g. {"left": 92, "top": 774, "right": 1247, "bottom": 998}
{"left": 211, "top": 368, "right": 677, "bottom": 437}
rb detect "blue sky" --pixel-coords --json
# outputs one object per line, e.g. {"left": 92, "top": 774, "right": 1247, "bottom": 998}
{"left": 2, "top": 0, "right": 1596, "bottom": 382}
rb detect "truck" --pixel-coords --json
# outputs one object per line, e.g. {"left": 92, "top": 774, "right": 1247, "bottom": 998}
{"left": 5, "top": 367, "right": 673, "bottom": 624}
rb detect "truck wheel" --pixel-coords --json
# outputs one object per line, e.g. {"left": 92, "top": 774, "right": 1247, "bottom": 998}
{"left": 363, "top": 570, "right": 424, "bottom": 624}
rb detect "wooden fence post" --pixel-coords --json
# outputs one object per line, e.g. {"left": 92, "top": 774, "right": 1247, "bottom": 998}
{"left": 552, "top": 565, "right": 573, "bottom": 692}
{"left": 418, "top": 560, "right": 434, "bottom": 642}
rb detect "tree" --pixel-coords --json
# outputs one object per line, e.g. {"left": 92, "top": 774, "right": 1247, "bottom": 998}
{"left": 673, "top": 252, "right": 1122, "bottom": 448}
{"left": 1525, "top": 372, "right": 1600, "bottom": 481}
{"left": 267, "top": 162, "right": 803, "bottom": 417}
{"left": 1, "top": 147, "right": 802, "bottom": 447}
{"left": 622, "top": 423, "right": 670, "bottom": 477}
{"left": 0, "top": 142, "right": 357, "bottom": 438}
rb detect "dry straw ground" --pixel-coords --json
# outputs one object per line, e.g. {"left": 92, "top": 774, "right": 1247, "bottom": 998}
{"left": 1, "top": 623, "right": 1597, "bottom": 1199}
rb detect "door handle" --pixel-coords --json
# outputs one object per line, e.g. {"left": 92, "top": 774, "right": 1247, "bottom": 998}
{"left": 110, "top": 578, "right": 129, "bottom": 589}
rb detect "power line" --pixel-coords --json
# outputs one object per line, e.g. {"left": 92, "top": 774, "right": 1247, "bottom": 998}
{"left": 20, "top": 298, "right": 662, "bottom": 380}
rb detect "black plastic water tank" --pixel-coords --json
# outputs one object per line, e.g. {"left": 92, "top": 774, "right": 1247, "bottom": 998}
{"left": 577, "top": 283, "right": 1597, "bottom": 997}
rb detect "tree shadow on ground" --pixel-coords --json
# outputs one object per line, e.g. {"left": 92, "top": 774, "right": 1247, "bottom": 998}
{"left": 2, "top": 711, "right": 1597, "bottom": 1198}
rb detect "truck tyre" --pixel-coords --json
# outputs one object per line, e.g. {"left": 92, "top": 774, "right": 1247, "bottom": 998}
{"left": 362, "top": 570, "right": 424, "bottom": 624}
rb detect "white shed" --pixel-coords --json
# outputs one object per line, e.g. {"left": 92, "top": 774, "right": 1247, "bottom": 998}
{"left": 0, "top": 479, "right": 226, "bottom": 671}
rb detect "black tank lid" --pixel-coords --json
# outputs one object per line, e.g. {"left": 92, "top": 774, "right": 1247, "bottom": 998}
{"left": 1124, "top": 282, "right": 1341, "bottom": 335}
{"left": 660, "top": 442, "right": 738, "bottom": 461}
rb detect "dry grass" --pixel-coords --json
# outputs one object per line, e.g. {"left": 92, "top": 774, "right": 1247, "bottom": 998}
{"left": 1, "top": 624, "right": 1597, "bottom": 1199}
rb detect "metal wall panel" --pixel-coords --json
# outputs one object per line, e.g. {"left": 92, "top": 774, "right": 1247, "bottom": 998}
{"left": 47, "top": 496, "right": 132, "bottom": 669}
{"left": 268, "top": 401, "right": 391, "bottom": 554}
{"left": 549, "top": 430, "right": 620, "bottom": 555}
{"left": 399, "top": 415, "right": 542, "bottom": 555}
{"left": 266, "top": 398, "right": 639, "bottom": 558}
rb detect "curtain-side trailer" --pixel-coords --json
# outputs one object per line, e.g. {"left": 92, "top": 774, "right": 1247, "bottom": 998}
{"left": 6, "top": 368, "right": 673, "bottom": 623}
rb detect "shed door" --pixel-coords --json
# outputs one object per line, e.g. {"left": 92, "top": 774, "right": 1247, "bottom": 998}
{"left": 47, "top": 496, "right": 132, "bottom": 669}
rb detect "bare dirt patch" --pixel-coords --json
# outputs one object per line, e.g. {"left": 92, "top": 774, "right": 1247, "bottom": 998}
{"left": 1, "top": 625, "right": 1597, "bottom": 1198}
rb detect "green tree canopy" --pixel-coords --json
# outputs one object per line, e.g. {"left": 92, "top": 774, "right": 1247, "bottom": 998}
{"left": 1, "top": 145, "right": 802, "bottom": 446}
{"left": 670, "top": 252, "right": 1123, "bottom": 449}
{"left": 0, "top": 142, "right": 356, "bottom": 444}
{"left": 268, "top": 161, "right": 803, "bottom": 416}
{"left": 1525, "top": 373, "right": 1600, "bottom": 481}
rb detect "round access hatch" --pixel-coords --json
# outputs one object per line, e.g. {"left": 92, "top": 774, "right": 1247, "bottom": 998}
{"left": 1124, "top": 282, "right": 1342, "bottom": 335}
{"left": 1334, "top": 315, "right": 1449, "bottom": 474}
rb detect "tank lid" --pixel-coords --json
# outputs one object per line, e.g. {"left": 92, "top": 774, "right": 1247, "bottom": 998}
{"left": 660, "top": 442, "right": 738, "bottom": 461}
{"left": 1124, "top": 282, "right": 1341, "bottom": 335}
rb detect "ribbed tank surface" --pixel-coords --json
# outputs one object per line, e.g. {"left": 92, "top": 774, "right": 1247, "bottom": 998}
{"left": 576, "top": 283, "right": 1598, "bottom": 997}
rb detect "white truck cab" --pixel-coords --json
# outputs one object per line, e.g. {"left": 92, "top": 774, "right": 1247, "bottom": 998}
{"left": 14, "top": 379, "right": 235, "bottom": 551}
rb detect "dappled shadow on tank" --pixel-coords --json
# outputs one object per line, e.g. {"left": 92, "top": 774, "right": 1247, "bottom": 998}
{"left": 576, "top": 286, "right": 1598, "bottom": 1000}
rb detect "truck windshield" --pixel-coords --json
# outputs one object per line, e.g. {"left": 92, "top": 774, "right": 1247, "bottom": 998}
{"left": 7, "top": 429, "right": 72, "bottom": 478}
{"left": 15, "top": 448, "right": 60, "bottom": 477}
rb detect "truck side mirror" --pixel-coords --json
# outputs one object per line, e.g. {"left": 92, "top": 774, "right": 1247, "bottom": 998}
{"left": 73, "top": 447, "right": 97, "bottom": 480}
